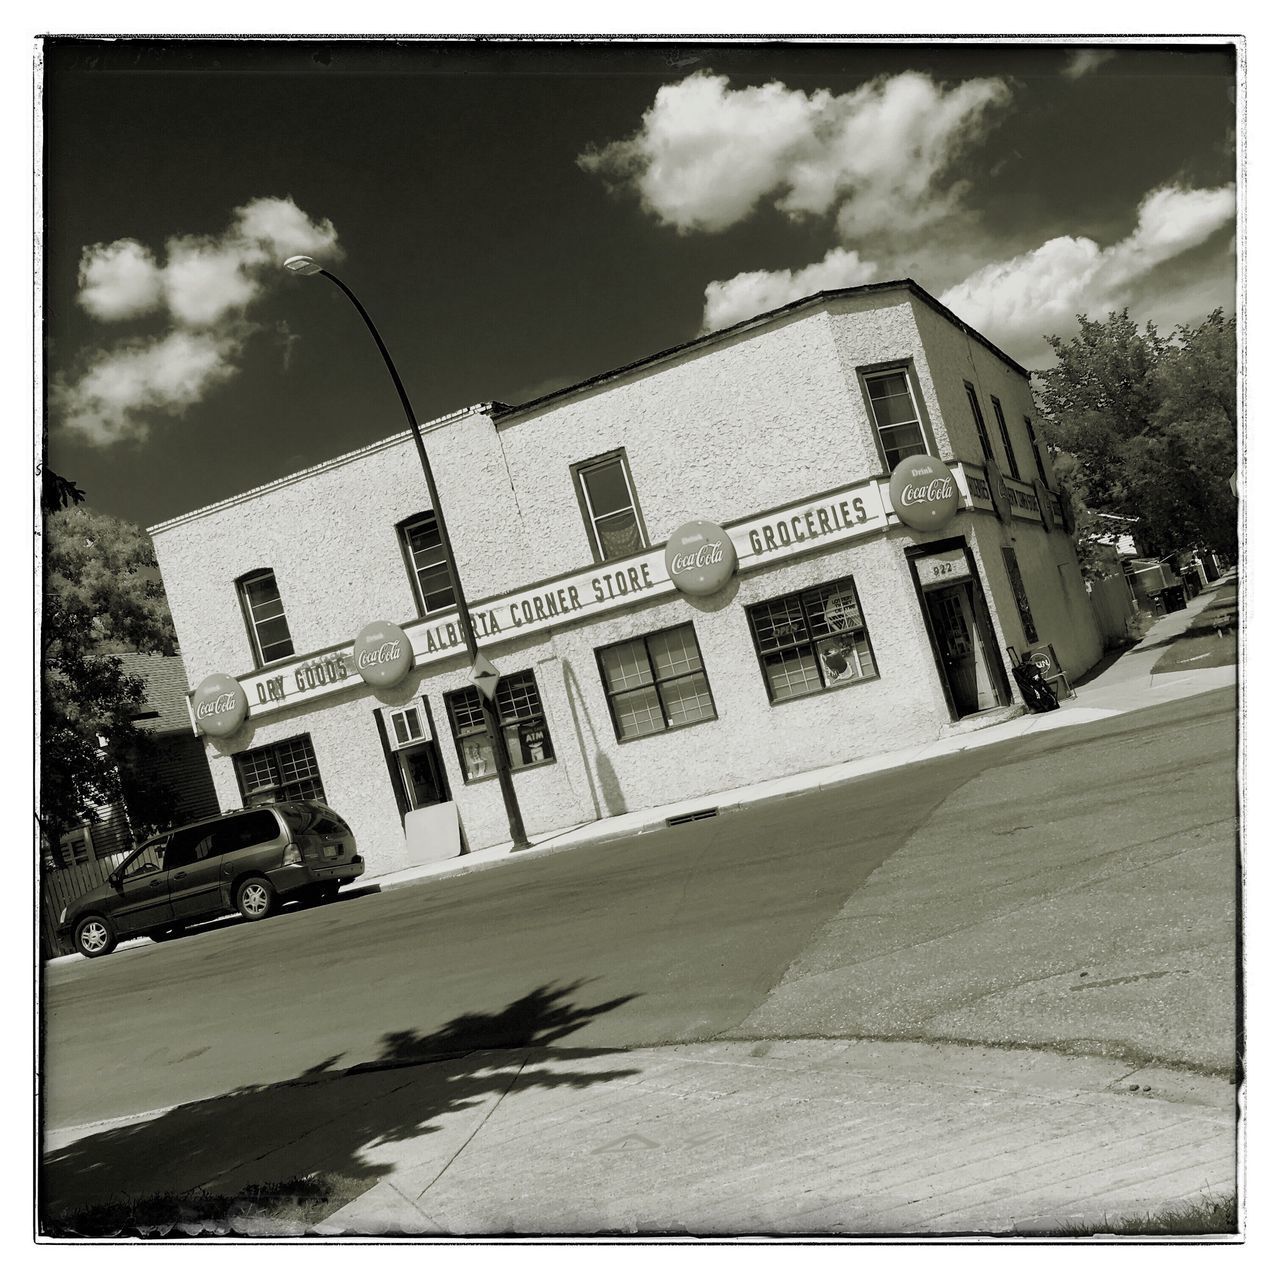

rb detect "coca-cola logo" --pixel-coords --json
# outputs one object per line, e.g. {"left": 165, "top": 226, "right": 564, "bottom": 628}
{"left": 900, "top": 477, "right": 955, "bottom": 505}
{"left": 196, "top": 692, "right": 237, "bottom": 717}
{"left": 357, "top": 641, "right": 401, "bottom": 669}
{"left": 192, "top": 673, "right": 248, "bottom": 738}
{"left": 670, "top": 541, "right": 725, "bottom": 573}
{"left": 888, "top": 455, "right": 960, "bottom": 532}
{"left": 352, "top": 621, "right": 413, "bottom": 688}
{"left": 664, "top": 520, "right": 737, "bottom": 597}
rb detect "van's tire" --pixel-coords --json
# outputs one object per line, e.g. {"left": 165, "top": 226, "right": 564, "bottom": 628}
{"left": 235, "top": 876, "right": 277, "bottom": 921}
{"left": 318, "top": 881, "right": 340, "bottom": 902}
{"left": 75, "top": 914, "right": 117, "bottom": 958}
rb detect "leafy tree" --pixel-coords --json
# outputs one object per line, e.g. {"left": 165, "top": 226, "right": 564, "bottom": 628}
{"left": 41, "top": 506, "right": 178, "bottom": 858}
{"left": 39, "top": 464, "right": 86, "bottom": 513}
{"left": 1036, "top": 308, "right": 1237, "bottom": 562}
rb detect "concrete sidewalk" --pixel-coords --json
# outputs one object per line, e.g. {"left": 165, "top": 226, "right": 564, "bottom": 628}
{"left": 367, "top": 576, "right": 1238, "bottom": 896}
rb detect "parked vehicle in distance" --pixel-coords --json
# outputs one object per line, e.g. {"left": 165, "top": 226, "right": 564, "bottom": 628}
{"left": 56, "top": 801, "right": 364, "bottom": 959}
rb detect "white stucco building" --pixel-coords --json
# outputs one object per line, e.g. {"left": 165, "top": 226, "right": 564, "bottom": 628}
{"left": 150, "top": 280, "right": 1103, "bottom": 875}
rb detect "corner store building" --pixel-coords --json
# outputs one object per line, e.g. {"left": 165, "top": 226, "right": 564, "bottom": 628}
{"left": 151, "top": 281, "right": 1103, "bottom": 876}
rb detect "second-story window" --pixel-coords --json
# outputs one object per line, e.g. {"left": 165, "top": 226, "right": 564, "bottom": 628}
{"left": 991, "top": 396, "right": 1021, "bottom": 481}
{"left": 1024, "top": 415, "right": 1051, "bottom": 487}
{"left": 238, "top": 569, "right": 294, "bottom": 666}
{"left": 964, "top": 382, "right": 995, "bottom": 461}
{"left": 863, "top": 368, "right": 929, "bottom": 472}
{"left": 573, "top": 451, "right": 646, "bottom": 562}
{"left": 398, "top": 513, "right": 457, "bottom": 617}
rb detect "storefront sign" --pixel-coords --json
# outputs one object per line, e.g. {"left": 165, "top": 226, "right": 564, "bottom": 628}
{"left": 352, "top": 620, "right": 413, "bottom": 688}
{"left": 888, "top": 456, "right": 959, "bottom": 531}
{"left": 914, "top": 550, "right": 971, "bottom": 587}
{"left": 201, "top": 469, "right": 923, "bottom": 727}
{"left": 984, "top": 457, "right": 1012, "bottom": 523}
{"left": 664, "top": 520, "right": 736, "bottom": 596}
{"left": 192, "top": 673, "right": 249, "bottom": 737}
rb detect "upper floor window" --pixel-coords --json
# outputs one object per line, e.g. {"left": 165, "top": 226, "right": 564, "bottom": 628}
{"left": 747, "top": 577, "right": 877, "bottom": 704}
{"left": 991, "top": 396, "right": 1021, "bottom": 481}
{"left": 573, "top": 451, "right": 646, "bottom": 562}
{"left": 1024, "top": 416, "right": 1051, "bottom": 487}
{"left": 863, "top": 368, "right": 929, "bottom": 472}
{"left": 964, "top": 383, "right": 995, "bottom": 462}
{"left": 445, "top": 671, "right": 554, "bottom": 781}
{"left": 238, "top": 569, "right": 294, "bottom": 666}
{"left": 398, "top": 513, "right": 456, "bottom": 617}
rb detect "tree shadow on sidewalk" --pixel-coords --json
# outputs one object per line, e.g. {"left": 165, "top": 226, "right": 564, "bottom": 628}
{"left": 41, "top": 979, "right": 639, "bottom": 1237}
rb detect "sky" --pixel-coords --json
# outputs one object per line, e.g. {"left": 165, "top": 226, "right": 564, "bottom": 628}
{"left": 41, "top": 37, "right": 1239, "bottom": 532}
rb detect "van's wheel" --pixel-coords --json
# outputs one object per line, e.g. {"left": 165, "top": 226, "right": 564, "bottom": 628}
{"left": 236, "top": 876, "right": 277, "bottom": 921}
{"left": 75, "top": 914, "right": 117, "bottom": 958}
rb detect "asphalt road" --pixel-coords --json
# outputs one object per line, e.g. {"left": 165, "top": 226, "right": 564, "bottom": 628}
{"left": 42, "top": 688, "right": 1238, "bottom": 1134}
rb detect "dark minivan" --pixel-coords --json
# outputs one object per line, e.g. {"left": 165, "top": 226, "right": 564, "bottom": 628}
{"left": 56, "top": 801, "right": 364, "bottom": 958}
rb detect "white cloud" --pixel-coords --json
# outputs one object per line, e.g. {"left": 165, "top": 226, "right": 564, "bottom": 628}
{"left": 579, "top": 70, "right": 1010, "bottom": 242}
{"left": 61, "top": 196, "right": 342, "bottom": 445}
{"left": 940, "top": 184, "right": 1236, "bottom": 366}
{"left": 1062, "top": 49, "right": 1117, "bottom": 80}
{"left": 56, "top": 330, "right": 242, "bottom": 447}
{"left": 77, "top": 239, "right": 164, "bottom": 321}
{"left": 702, "top": 248, "right": 882, "bottom": 332}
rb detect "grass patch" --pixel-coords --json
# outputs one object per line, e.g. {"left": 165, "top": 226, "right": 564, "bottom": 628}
{"left": 42, "top": 1172, "right": 378, "bottom": 1239}
{"left": 1053, "top": 1193, "right": 1237, "bottom": 1237}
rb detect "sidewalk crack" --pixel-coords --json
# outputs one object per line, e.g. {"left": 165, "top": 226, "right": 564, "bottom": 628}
{"left": 415, "top": 1051, "right": 531, "bottom": 1202}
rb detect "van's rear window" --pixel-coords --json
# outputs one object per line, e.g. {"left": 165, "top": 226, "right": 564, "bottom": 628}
{"left": 282, "top": 804, "right": 351, "bottom": 839}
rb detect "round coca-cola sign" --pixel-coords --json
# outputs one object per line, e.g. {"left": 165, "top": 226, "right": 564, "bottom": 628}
{"left": 664, "top": 520, "right": 737, "bottom": 597}
{"left": 192, "top": 673, "right": 248, "bottom": 738}
{"left": 352, "top": 620, "right": 413, "bottom": 688}
{"left": 888, "top": 455, "right": 959, "bottom": 532}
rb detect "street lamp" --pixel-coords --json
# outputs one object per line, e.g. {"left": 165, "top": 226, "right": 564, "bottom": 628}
{"left": 283, "top": 255, "right": 530, "bottom": 851}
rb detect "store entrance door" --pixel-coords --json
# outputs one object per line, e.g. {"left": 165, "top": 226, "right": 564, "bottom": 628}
{"left": 398, "top": 741, "right": 450, "bottom": 810}
{"left": 926, "top": 583, "right": 998, "bottom": 716}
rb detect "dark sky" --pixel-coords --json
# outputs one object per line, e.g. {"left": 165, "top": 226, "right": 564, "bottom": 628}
{"left": 41, "top": 38, "right": 1237, "bottom": 530}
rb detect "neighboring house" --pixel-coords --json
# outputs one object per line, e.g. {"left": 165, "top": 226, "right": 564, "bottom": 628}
{"left": 41, "top": 651, "right": 220, "bottom": 958}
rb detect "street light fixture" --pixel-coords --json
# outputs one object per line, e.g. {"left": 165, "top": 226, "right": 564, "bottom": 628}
{"left": 283, "top": 255, "right": 530, "bottom": 851}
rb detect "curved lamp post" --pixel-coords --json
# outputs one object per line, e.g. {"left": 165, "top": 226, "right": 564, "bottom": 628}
{"left": 283, "top": 255, "right": 529, "bottom": 851}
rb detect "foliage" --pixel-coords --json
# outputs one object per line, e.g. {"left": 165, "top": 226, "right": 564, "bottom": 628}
{"left": 1036, "top": 308, "right": 1237, "bottom": 562}
{"left": 40, "top": 464, "right": 86, "bottom": 513}
{"left": 41, "top": 506, "right": 178, "bottom": 854}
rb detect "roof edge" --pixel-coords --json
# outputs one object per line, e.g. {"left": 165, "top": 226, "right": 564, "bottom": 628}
{"left": 493, "top": 278, "right": 1028, "bottom": 424}
{"left": 148, "top": 404, "right": 495, "bottom": 536}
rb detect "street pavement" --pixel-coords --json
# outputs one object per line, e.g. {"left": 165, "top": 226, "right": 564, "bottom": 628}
{"left": 41, "top": 579, "right": 1241, "bottom": 1237}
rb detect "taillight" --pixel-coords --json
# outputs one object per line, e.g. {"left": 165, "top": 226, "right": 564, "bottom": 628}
{"left": 283, "top": 841, "right": 302, "bottom": 866}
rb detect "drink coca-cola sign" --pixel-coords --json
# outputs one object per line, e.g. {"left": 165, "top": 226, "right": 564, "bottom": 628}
{"left": 663, "top": 519, "right": 737, "bottom": 597}
{"left": 192, "top": 672, "right": 248, "bottom": 738}
{"left": 888, "top": 455, "right": 959, "bottom": 532}
{"left": 351, "top": 620, "right": 413, "bottom": 688}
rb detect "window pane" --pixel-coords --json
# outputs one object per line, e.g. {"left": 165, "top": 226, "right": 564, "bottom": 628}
{"left": 497, "top": 671, "right": 542, "bottom": 723}
{"left": 406, "top": 516, "right": 442, "bottom": 556}
{"left": 867, "top": 374, "right": 916, "bottom": 427}
{"left": 244, "top": 574, "right": 282, "bottom": 610}
{"left": 418, "top": 565, "right": 455, "bottom": 613}
{"left": 459, "top": 733, "right": 495, "bottom": 781}
{"left": 749, "top": 596, "right": 809, "bottom": 651}
{"left": 763, "top": 649, "right": 823, "bottom": 700}
{"left": 659, "top": 673, "right": 715, "bottom": 726}
{"left": 807, "top": 584, "right": 863, "bottom": 638}
{"left": 648, "top": 627, "right": 701, "bottom": 680}
{"left": 582, "top": 460, "right": 632, "bottom": 515}
{"left": 448, "top": 687, "right": 485, "bottom": 732}
{"left": 596, "top": 510, "right": 643, "bottom": 559}
{"left": 601, "top": 638, "right": 652, "bottom": 693}
{"left": 612, "top": 687, "right": 665, "bottom": 740}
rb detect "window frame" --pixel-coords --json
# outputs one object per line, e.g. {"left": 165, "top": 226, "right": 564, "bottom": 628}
{"left": 571, "top": 449, "right": 649, "bottom": 565}
{"left": 990, "top": 395, "right": 1021, "bottom": 481}
{"left": 595, "top": 622, "right": 718, "bottom": 744}
{"left": 396, "top": 512, "right": 458, "bottom": 619}
{"left": 857, "top": 359, "right": 938, "bottom": 476}
{"left": 964, "top": 382, "right": 996, "bottom": 462}
{"left": 232, "top": 734, "right": 327, "bottom": 806}
{"left": 746, "top": 576, "right": 879, "bottom": 706}
{"left": 1024, "top": 415, "right": 1051, "bottom": 487}
{"left": 236, "top": 568, "right": 295, "bottom": 669}
{"left": 444, "top": 670, "right": 555, "bottom": 784}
